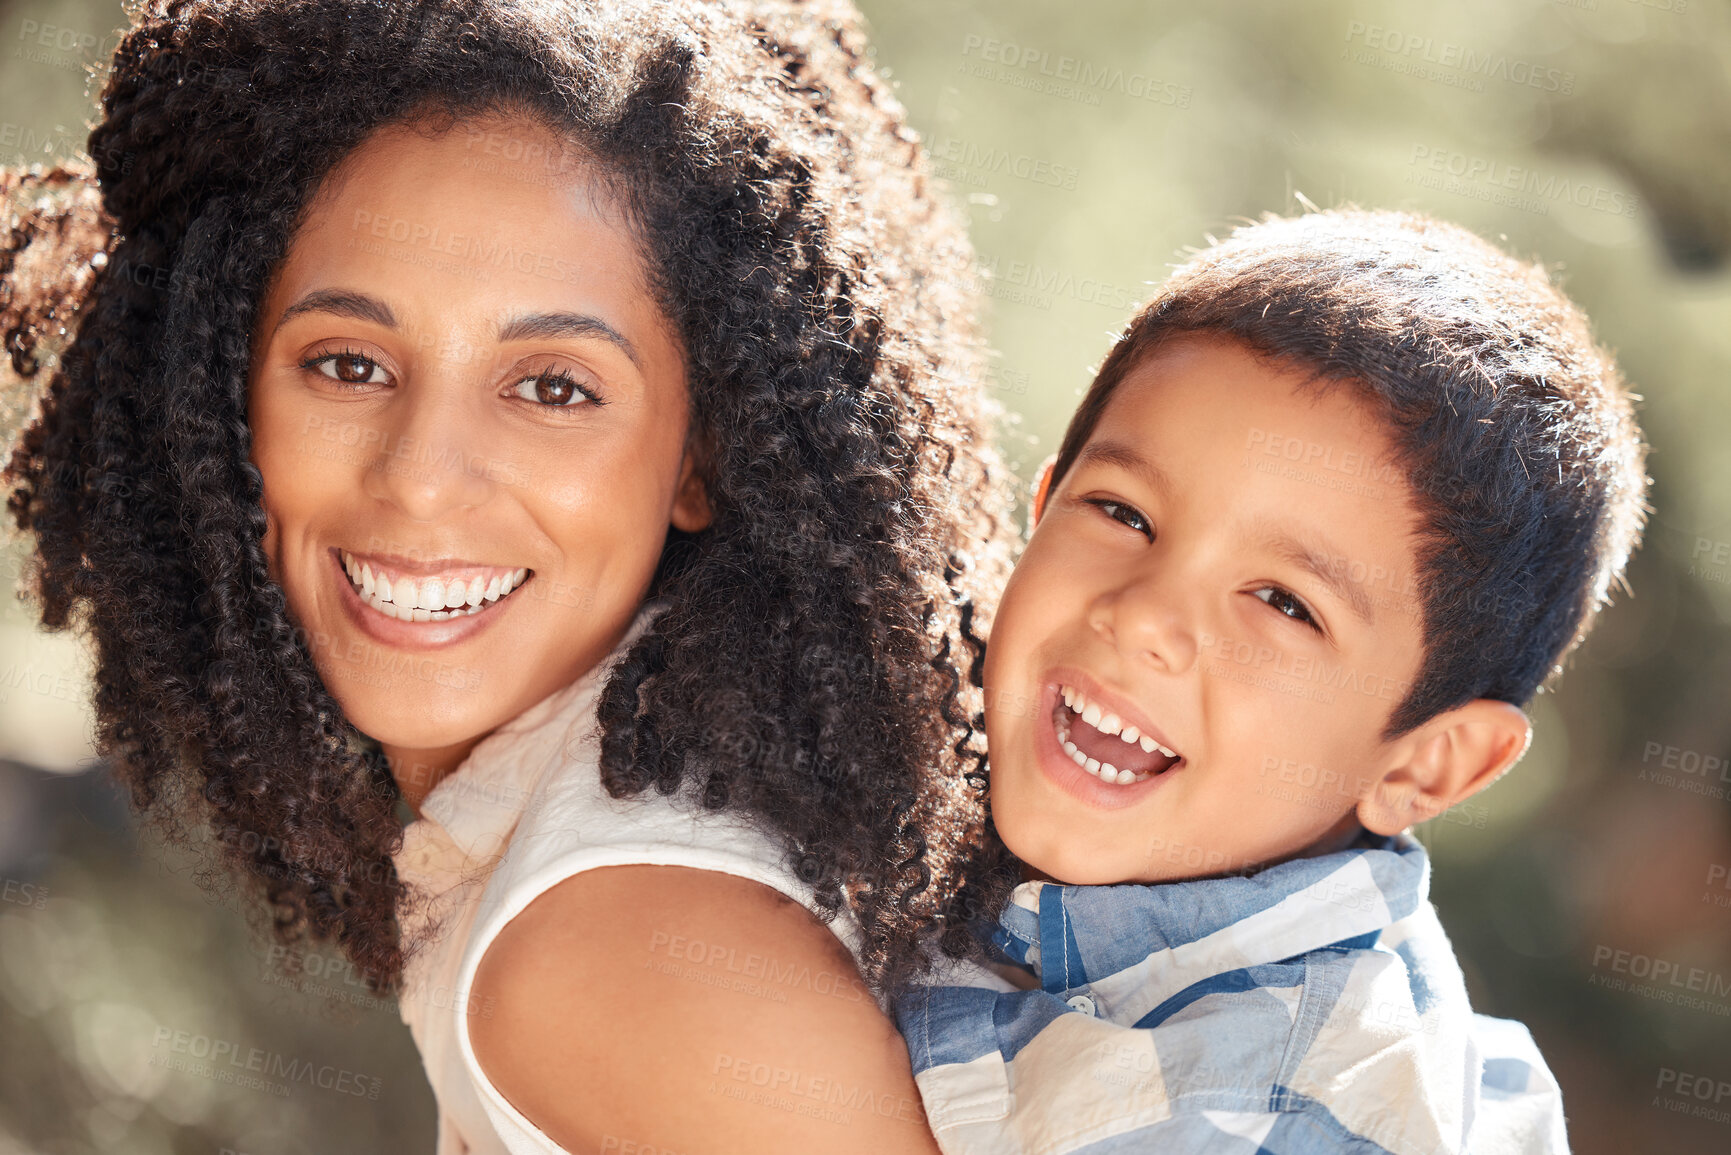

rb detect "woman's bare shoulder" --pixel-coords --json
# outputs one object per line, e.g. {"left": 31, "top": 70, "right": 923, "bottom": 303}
{"left": 468, "top": 864, "right": 942, "bottom": 1155}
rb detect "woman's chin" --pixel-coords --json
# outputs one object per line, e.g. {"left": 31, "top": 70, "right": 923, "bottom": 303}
{"left": 323, "top": 678, "right": 501, "bottom": 753}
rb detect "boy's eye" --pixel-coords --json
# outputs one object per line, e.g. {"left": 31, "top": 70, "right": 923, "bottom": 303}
{"left": 1086, "top": 498, "right": 1152, "bottom": 538}
{"left": 508, "top": 369, "right": 600, "bottom": 409}
{"left": 303, "top": 349, "right": 388, "bottom": 387}
{"left": 1253, "top": 586, "right": 1322, "bottom": 633}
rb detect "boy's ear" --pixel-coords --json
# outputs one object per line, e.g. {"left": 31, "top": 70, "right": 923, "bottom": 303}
{"left": 1357, "top": 699, "right": 1531, "bottom": 835}
{"left": 1031, "top": 454, "right": 1059, "bottom": 524}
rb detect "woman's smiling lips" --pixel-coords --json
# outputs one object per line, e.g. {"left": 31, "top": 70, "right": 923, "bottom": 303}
{"left": 328, "top": 546, "right": 532, "bottom": 651}
{"left": 1030, "top": 671, "right": 1184, "bottom": 811}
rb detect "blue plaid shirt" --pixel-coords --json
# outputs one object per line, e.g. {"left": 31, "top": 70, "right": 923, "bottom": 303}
{"left": 895, "top": 832, "right": 1568, "bottom": 1154}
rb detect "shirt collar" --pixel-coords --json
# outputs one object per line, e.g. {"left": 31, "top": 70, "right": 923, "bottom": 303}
{"left": 988, "top": 830, "right": 1430, "bottom": 995}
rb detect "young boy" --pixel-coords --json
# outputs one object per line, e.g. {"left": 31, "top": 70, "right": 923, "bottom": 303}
{"left": 895, "top": 209, "right": 1649, "bottom": 1154}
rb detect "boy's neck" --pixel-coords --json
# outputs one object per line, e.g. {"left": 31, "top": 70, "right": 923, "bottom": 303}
{"left": 1296, "top": 813, "right": 1373, "bottom": 860}
{"left": 1018, "top": 859, "right": 1059, "bottom": 885}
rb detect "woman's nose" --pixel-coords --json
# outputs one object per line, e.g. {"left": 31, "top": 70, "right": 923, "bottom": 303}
{"left": 358, "top": 373, "right": 499, "bottom": 521}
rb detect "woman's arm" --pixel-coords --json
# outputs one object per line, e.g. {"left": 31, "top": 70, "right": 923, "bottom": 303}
{"left": 469, "top": 865, "right": 944, "bottom": 1155}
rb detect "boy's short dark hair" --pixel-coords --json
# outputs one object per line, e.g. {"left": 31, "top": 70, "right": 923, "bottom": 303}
{"left": 1048, "top": 208, "right": 1651, "bottom": 739}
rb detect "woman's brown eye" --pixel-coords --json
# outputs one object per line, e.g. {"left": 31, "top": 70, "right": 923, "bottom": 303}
{"left": 535, "top": 374, "right": 575, "bottom": 405}
{"left": 302, "top": 351, "right": 387, "bottom": 386}
{"left": 333, "top": 354, "right": 375, "bottom": 383}
{"left": 510, "top": 369, "right": 599, "bottom": 409}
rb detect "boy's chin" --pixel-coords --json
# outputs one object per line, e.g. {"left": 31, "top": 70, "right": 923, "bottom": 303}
{"left": 996, "top": 815, "right": 1142, "bottom": 887}
{"left": 993, "top": 777, "right": 1146, "bottom": 885}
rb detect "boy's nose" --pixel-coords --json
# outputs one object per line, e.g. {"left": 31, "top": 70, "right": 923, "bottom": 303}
{"left": 1087, "top": 565, "right": 1199, "bottom": 675}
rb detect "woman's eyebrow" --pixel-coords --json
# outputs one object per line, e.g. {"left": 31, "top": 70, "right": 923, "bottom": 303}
{"left": 272, "top": 289, "right": 640, "bottom": 367}
{"left": 273, "top": 287, "right": 396, "bottom": 335}
{"left": 497, "top": 311, "right": 639, "bottom": 367}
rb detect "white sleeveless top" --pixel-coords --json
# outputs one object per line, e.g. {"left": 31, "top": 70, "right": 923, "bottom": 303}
{"left": 391, "top": 606, "right": 868, "bottom": 1154}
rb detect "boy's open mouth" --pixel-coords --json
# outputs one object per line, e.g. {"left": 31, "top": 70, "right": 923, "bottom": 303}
{"left": 1053, "top": 683, "right": 1183, "bottom": 786}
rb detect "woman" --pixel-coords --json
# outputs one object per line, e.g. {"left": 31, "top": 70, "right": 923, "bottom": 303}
{"left": 1, "top": 1, "right": 1016, "bottom": 1150}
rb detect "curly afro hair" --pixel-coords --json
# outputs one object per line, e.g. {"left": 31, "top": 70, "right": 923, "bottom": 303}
{"left": 1, "top": 0, "right": 1017, "bottom": 997}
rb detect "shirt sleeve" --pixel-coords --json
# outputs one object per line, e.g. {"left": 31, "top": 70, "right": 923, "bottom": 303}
{"left": 1462, "top": 1014, "right": 1571, "bottom": 1155}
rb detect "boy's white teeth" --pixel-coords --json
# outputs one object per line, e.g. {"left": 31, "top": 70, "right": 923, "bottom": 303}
{"left": 1061, "top": 732, "right": 1150, "bottom": 786}
{"left": 339, "top": 550, "right": 529, "bottom": 621}
{"left": 1058, "top": 683, "right": 1180, "bottom": 760}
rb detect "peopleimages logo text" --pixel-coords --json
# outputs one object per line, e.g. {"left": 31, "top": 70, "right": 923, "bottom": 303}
{"left": 1344, "top": 23, "right": 1575, "bottom": 94}
{"left": 961, "top": 35, "right": 1192, "bottom": 107}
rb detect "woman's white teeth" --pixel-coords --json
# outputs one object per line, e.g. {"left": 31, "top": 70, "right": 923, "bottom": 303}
{"left": 1059, "top": 683, "right": 1181, "bottom": 760}
{"left": 339, "top": 550, "right": 529, "bottom": 621}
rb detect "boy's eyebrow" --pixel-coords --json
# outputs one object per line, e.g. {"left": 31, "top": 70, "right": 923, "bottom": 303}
{"left": 1075, "top": 441, "right": 1174, "bottom": 495}
{"left": 272, "top": 288, "right": 640, "bottom": 366}
{"left": 1249, "top": 517, "right": 1378, "bottom": 627}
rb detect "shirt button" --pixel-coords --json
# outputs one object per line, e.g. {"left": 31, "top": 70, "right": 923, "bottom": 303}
{"left": 1066, "top": 994, "right": 1097, "bottom": 1017}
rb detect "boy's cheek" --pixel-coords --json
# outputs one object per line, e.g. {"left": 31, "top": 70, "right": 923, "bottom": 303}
{"left": 988, "top": 547, "right": 1101, "bottom": 679}
{"left": 979, "top": 699, "right": 1020, "bottom": 779}
{"left": 979, "top": 574, "right": 1053, "bottom": 721}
